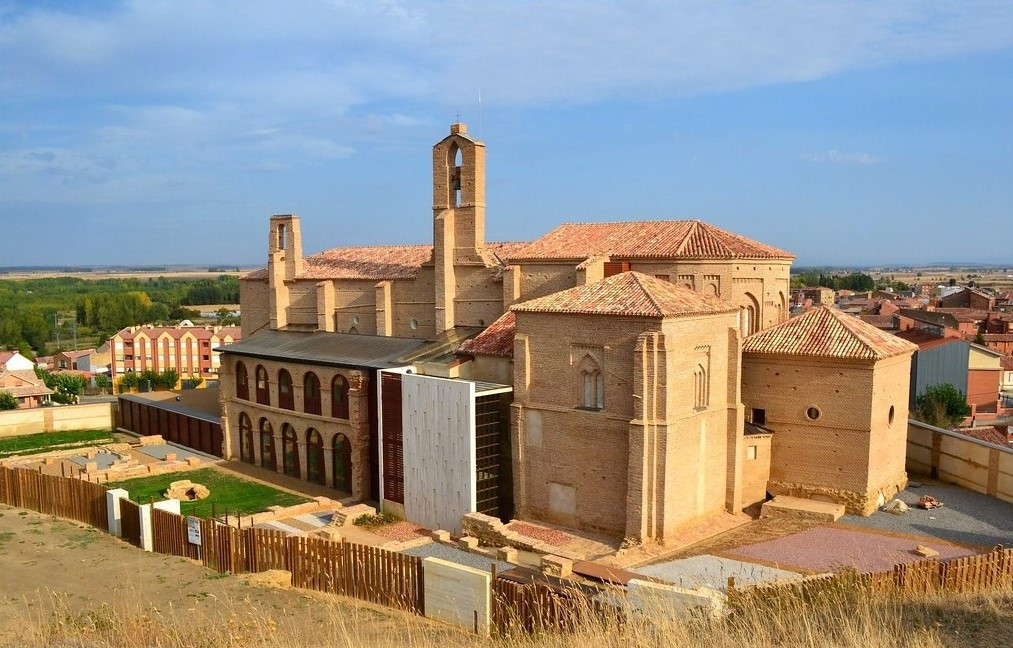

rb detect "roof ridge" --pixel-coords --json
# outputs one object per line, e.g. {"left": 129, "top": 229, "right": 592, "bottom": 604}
{"left": 674, "top": 221, "right": 698, "bottom": 256}
{"left": 630, "top": 272, "right": 665, "bottom": 316}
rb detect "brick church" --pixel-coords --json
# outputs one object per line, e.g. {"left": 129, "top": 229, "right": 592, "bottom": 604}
{"left": 220, "top": 124, "right": 915, "bottom": 544}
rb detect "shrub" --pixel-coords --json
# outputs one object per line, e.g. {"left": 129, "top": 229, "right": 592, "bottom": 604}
{"left": 0, "top": 391, "right": 17, "bottom": 411}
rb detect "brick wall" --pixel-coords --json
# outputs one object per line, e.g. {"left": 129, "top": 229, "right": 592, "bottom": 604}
{"left": 512, "top": 308, "right": 742, "bottom": 543}
{"left": 742, "top": 433, "right": 772, "bottom": 507}
{"left": 219, "top": 353, "right": 371, "bottom": 500}
{"left": 742, "top": 352, "right": 912, "bottom": 514}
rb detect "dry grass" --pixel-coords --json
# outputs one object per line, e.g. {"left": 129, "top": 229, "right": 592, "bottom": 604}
{"left": 6, "top": 580, "right": 1011, "bottom": 648}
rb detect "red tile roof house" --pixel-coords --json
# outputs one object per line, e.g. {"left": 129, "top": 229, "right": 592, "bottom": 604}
{"left": 0, "top": 350, "right": 36, "bottom": 372}
{"left": 0, "top": 368, "right": 54, "bottom": 408}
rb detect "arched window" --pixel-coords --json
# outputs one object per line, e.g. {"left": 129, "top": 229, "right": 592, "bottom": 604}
{"left": 304, "top": 372, "right": 321, "bottom": 415}
{"left": 576, "top": 354, "right": 604, "bottom": 410}
{"left": 333, "top": 433, "right": 352, "bottom": 493}
{"left": 278, "top": 369, "right": 294, "bottom": 410}
{"left": 582, "top": 370, "right": 604, "bottom": 409}
{"left": 306, "top": 428, "right": 325, "bottom": 485}
{"left": 255, "top": 365, "right": 270, "bottom": 405}
{"left": 258, "top": 418, "right": 275, "bottom": 470}
{"left": 282, "top": 424, "right": 299, "bottom": 478}
{"left": 235, "top": 361, "right": 249, "bottom": 400}
{"left": 239, "top": 413, "right": 254, "bottom": 463}
{"left": 331, "top": 375, "right": 349, "bottom": 419}
{"left": 694, "top": 364, "right": 709, "bottom": 409}
{"left": 741, "top": 293, "right": 760, "bottom": 336}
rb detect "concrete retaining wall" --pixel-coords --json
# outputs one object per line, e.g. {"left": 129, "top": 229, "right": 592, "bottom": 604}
{"left": 626, "top": 579, "right": 726, "bottom": 619}
{"left": 0, "top": 402, "right": 117, "bottom": 437}
{"left": 422, "top": 557, "right": 491, "bottom": 634}
{"left": 907, "top": 420, "right": 1013, "bottom": 504}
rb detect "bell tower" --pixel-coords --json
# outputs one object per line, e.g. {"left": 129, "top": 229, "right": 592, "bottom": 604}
{"left": 432, "top": 123, "right": 487, "bottom": 333}
{"left": 267, "top": 214, "right": 304, "bottom": 329}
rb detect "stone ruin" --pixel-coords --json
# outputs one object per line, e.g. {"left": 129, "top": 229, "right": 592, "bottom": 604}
{"left": 164, "top": 479, "right": 210, "bottom": 501}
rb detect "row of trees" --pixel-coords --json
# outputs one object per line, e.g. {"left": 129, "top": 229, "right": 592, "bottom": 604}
{"left": 790, "top": 272, "right": 876, "bottom": 291}
{"left": 116, "top": 369, "right": 202, "bottom": 393}
{"left": 0, "top": 275, "right": 240, "bottom": 357}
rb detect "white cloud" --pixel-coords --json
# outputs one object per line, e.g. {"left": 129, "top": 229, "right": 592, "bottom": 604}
{"left": 802, "top": 150, "right": 884, "bottom": 165}
{"left": 0, "top": 0, "right": 1008, "bottom": 206}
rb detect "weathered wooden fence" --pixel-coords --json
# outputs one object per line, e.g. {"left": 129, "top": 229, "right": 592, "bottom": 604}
{"left": 729, "top": 546, "right": 1013, "bottom": 607}
{"left": 492, "top": 576, "right": 618, "bottom": 635}
{"left": 0, "top": 465, "right": 108, "bottom": 531}
{"left": 149, "top": 508, "right": 425, "bottom": 614}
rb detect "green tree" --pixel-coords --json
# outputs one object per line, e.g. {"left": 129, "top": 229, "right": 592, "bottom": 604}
{"left": 95, "top": 373, "right": 110, "bottom": 394}
{"left": 974, "top": 331, "right": 987, "bottom": 346}
{"left": 158, "top": 368, "right": 179, "bottom": 390}
{"left": 138, "top": 369, "right": 160, "bottom": 392}
{"left": 914, "top": 383, "right": 972, "bottom": 429}
{"left": 118, "top": 372, "right": 139, "bottom": 393}
{"left": 0, "top": 391, "right": 18, "bottom": 411}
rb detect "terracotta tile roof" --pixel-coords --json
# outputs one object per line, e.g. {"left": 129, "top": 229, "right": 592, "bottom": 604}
{"left": 509, "top": 220, "right": 794, "bottom": 262}
{"left": 458, "top": 311, "right": 516, "bottom": 358}
{"left": 242, "top": 241, "right": 526, "bottom": 281}
{"left": 935, "top": 308, "right": 989, "bottom": 323}
{"left": 858, "top": 314, "right": 896, "bottom": 330}
{"left": 59, "top": 349, "right": 95, "bottom": 359}
{"left": 954, "top": 426, "right": 1011, "bottom": 447}
{"left": 511, "top": 271, "right": 738, "bottom": 318}
{"left": 0, "top": 369, "right": 54, "bottom": 398}
{"left": 894, "top": 328, "right": 963, "bottom": 351}
{"left": 984, "top": 333, "right": 1013, "bottom": 342}
{"left": 0, "top": 351, "right": 15, "bottom": 364}
{"left": 1000, "top": 355, "right": 1013, "bottom": 371}
{"left": 743, "top": 306, "right": 918, "bottom": 361}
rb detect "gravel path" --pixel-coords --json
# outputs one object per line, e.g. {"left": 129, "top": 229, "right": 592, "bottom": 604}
{"left": 401, "top": 543, "right": 512, "bottom": 573}
{"left": 840, "top": 481, "right": 1013, "bottom": 548}
{"left": 632, "top": 554, "right": 802, "bottom": 592}
{"left": 722, "top": 526, "right": 976, "bottom": 573}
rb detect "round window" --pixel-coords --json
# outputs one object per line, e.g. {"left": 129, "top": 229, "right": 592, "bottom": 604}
{"left": 351, "top": 315, "right": 360, "bottom": 325}
{"left": 410, "top": 318, "right": 419, "bottom": 330}
{"left": 888, "top": 405, "right": 895, "bottom": 426}
{"left": 805, "top": 406, "right": 821, "bottom": 421}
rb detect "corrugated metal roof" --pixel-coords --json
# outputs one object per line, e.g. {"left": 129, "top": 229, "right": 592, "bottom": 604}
{"left": 219, "top": 330, "right": 430, "bottom": 369}
{"left": 119, "top": 393, "right": 221, "bottom": 423}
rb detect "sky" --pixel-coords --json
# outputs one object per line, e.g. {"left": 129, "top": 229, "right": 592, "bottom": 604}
{"left": 1, "top": 0, "right": 1011, "bottom": 268}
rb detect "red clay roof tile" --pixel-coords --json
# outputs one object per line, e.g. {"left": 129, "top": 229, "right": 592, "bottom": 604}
{"left": 458, "top": 311, "right": 516, "bottom": 358}
{"left": 743, "top": 306, "right": 918, "bottom": 361}
{"left": 242, "top": 241, "right": 526, "bottom": 281}
{"left": 511, "top": 272, "right": 737, "bottom": 318}
{"left": 510, "top": 220, "right": 793, "bottom": 262}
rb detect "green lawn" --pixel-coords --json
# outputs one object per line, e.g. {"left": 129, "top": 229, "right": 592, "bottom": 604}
{"left": 108, "top": 467, "right": 309, "bottom": 518}
{"left": 0, "top": 429, "right": 114, "bottom": 458}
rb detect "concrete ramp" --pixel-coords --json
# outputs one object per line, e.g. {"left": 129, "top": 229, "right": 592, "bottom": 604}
{"left": 760, "top": 496, "right": 845, "bottom": 522}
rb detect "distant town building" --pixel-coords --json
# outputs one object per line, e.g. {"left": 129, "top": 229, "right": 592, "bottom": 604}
{"left": 109, "top": 323, "right": 241, "bottom": 385}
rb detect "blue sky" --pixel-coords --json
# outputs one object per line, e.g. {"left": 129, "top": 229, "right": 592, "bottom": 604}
{"left": 1, "top": 1, "right": 1011, "bottom": 267}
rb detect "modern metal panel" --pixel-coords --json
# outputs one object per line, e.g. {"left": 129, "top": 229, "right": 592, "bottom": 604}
{"left": 912, "top": 342, "right": 970, "bottom": 404}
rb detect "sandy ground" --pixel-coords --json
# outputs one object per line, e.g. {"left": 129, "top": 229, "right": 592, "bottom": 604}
{"left": 0, "top": 505, "right": 468, "bottom": 647}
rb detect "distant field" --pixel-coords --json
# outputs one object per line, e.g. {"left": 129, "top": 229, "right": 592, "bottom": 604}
{"left": 868, "top": 268, "right": 1013, "bottom": 293}
{"left": 0, "top": 270, "right": 252, "bottom": 281}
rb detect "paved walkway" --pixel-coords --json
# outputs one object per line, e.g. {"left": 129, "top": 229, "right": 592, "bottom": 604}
{"left": 720, "top": 525, "right": 977, "bottom": 573}
{"left": 841, "top": 480, "right": 1013, "bottom": 548}
{"left": 402, "top": 543, "right": 512, "bottom": 573}
{"left": 632, "top": 554, "right": 803, "bottom": 592}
